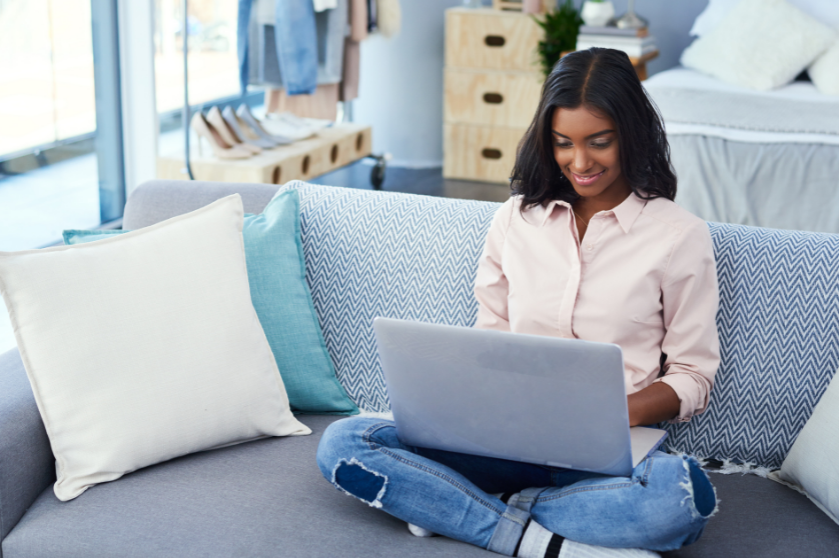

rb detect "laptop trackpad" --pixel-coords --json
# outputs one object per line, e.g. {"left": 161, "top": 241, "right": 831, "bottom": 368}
{"left": 630, "top": 427, "right": 668, "bottom": 468}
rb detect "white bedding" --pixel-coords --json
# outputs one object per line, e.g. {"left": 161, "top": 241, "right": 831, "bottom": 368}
{"left": 644, "top": 68, "right": 839, "bottom": 146}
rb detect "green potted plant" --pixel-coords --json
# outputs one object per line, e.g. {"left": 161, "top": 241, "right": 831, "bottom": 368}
{"left": 534, "top": 0, "right": 584, "bottom": 78}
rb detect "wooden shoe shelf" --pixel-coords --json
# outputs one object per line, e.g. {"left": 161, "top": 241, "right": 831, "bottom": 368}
{"left": 157, "top": 123, "right": 372, "bottom": 185}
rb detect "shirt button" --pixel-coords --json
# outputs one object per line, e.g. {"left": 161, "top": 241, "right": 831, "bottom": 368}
{"left": 586, "top": 244, "right": 593, "bottom": 251}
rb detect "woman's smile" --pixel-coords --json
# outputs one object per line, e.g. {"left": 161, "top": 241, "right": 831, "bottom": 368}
{"left": 570, "top": 170, "right": 606, "bottom": 186}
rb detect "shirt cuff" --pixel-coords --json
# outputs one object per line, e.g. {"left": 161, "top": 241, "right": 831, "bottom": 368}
{"left": 654, "top": 374, "right": 705, "bottom": 423}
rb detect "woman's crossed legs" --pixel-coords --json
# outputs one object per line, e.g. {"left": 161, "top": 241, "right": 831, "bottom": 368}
{"left": 316, "top": 417, "right": 716, "bottom": 556}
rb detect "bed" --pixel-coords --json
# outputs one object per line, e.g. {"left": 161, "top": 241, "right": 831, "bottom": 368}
{"left": 643, "top": 67, "right": 839, "bottom": 234}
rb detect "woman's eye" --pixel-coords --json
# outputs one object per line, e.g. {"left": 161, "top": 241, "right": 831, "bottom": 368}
{"left": 555, "top": 142, "right": 573, "bottom": 149}
{"left": 592, "top": 141, "right": 612, "bottom": 149}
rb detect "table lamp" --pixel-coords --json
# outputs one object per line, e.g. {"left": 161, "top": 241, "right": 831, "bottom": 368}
{"left": 616, "top": 0, "right": 648, "bottom": 29}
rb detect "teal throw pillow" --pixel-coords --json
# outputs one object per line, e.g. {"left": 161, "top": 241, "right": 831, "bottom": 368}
{"left": 64, "top": 190, "right": 358, "bottom": 416}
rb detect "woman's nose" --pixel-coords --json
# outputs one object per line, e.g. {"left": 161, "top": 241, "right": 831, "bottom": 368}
{"left": 572, "top": 148, "right": 593, "bottom": 173}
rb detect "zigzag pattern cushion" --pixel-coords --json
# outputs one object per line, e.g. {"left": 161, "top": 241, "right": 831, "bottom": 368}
{"left": 283, "top": 182, "right": 839, "bottom": 469}
{"left": 282, "top": 182, "right": 497, "bottom": 412}
{"left": 664, "top": 223, "right": 839, "bottom": 469}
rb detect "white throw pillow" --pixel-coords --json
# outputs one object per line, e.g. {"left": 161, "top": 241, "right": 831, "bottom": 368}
{"left": 810, "top": 39, "right": 839, "bottom": 95}
{"left": 770, "top": 368, "right": 839, "bottom": 525}
{"left": 691, "top": 0, "right": 839, "bottom": 37}
{"left": 681, "top": 0, "right": 836, "bottom": 91}
{"left": 0, "top": 195, "right": 310, "bottom": 501}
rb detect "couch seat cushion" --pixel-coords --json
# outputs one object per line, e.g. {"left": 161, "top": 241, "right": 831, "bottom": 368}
{"left": 1, "top": 416, "right": 490, "bottom": 558}
{"left": 663, "top": 472, "right": 839, "bottom": 558}
{"left": 4, "top": 415, "right": 838, "bottom": 558}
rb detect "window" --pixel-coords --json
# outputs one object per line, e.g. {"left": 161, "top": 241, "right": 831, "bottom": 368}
{"left": 154, "top": 0, "right": 241, "bottom": 115}
{"left": 0, "top": 0, "right": 102, "bottom": 252}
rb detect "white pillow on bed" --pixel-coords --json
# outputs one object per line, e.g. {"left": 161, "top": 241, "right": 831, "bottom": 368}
{"left": 690, "top": 0, "right": 839, "bottom": 36}
{"left": 810, "top": 40, "right": 839, "bottom": 95}
{"left": 681, "top": 0, "right": 836, "bottom": 91}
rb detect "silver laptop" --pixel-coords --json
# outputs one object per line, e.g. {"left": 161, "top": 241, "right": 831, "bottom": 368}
{"left": 373, "top": 317, "right": 667, "bottom": 477}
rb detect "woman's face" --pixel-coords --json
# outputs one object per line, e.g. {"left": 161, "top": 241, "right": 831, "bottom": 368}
{"left": 551, "top": 105, "right": 630, "bottom": 203}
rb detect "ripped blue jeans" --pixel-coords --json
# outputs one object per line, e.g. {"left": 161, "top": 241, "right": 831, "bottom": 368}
{"left": 316, "top": 417, "right": 716, "bottom": 555}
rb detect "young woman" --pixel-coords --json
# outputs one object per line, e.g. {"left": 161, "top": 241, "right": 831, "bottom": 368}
{"left": 317, "top": 48, "right": 719, "bottom": 558}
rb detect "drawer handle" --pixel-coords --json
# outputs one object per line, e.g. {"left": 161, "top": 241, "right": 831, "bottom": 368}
{"left": 483, "top": 93, "right": 504, "bottom": 104}
{"left": 482, "top": 148, "right": 503, "bottom": 160}
{"left": 484, "top": 35, "right": 506, "bottom": 47}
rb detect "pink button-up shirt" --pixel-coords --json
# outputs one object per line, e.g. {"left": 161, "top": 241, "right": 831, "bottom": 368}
{"left": 474, "top": 193, "right": 720, "bottom": 422}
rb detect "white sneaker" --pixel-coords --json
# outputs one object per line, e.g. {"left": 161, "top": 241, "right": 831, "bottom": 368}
{"left": 407, "top": 523, "right": 436, "bottom": 537}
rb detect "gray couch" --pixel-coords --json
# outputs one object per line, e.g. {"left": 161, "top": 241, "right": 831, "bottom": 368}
{"left": 1, "top": 180, "right": 838, "bottom": 558}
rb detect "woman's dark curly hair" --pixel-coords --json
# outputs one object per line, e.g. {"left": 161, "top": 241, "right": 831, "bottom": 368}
{"left": 510, "top": 48, "right": 676, "bottom": 210}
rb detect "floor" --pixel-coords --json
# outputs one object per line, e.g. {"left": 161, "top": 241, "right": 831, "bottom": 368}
{"left": 0, "top": 153, "right": 509, "bottom": 355}
{"left": 0, "top": 154, "right": 101, "bottom": 252}
{"left": 310, "top": 160, "right": 511, "bottom": 203}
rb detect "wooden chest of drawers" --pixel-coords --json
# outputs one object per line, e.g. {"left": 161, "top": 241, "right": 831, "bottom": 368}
{"left": 443, "top": 8, "right": 544, "bottom": 184}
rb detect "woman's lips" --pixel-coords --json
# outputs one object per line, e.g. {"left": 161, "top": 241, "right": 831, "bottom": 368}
{"left": 571, "top": 170, "right": 605, "bottom": 186}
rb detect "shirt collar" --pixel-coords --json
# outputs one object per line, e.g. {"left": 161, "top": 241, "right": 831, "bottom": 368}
{"left": 612, "top": 192, "right": 647, "bottom": 233}
{"left": 539, "top": 199, "right": 569, "bottom": 227}
{"left": 539, "top": 193, "right": 647, "bottom": 233}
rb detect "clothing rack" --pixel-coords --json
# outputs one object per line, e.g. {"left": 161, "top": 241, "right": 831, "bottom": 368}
{"left": 177, "top": 0, "right": 388, "bottom": 189}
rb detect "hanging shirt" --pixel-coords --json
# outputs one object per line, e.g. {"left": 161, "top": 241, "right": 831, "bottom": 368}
{"left": 240, "top": 0, "right": 346, "bottom": 95}
{"left": 474, "top": 193, "right": 720, "bottom": 422}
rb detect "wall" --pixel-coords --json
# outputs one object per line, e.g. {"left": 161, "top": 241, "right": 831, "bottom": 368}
{"left": 608, "top": 0, "right": 708, "bottom": 76}
{"left": 354, "top": 0, "right": 463, "bottom": 167}
{"left": 354, "top": 0, "right": 708, "bottom": 167}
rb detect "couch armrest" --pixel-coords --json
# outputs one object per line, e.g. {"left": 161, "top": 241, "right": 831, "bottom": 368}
{"left": 123, "top": 180, "right": 281, "bottom": 229}
{"left": 0, "top": 349, "right": 54, "bottom": 553}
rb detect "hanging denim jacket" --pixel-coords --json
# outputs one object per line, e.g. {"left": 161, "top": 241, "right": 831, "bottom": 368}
{"left": 237, "top": 0, "right": 346, "bottom": 96}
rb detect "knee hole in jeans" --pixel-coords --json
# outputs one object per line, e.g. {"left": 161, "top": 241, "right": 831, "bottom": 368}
{"left": 331, "top": 457, "right": 388, "bottom": 509}
{"left": 686, "top": 458, "right": 716, "bottom": 518}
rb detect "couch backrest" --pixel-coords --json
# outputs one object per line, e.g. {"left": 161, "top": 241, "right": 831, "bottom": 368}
{"left": 669, "top": 222, "right": 839, "bottom": 468}
{"left": 283, "top": 182, "right": 497, "bottom": 412}
{"left": 285, "top": 182, "right": 839, "bottom": 469}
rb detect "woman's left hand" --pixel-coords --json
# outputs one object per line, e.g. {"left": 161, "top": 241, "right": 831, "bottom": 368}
{"left": 627, "top": 382, "right": 681, "bottom": 427}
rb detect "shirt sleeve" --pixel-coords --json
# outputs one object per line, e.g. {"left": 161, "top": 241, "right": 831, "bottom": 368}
{"left": 473, "top": 198, "right": 514, "bottom": 332}
{"left": 654, "top": 220, "right": 721, "bottom": 422}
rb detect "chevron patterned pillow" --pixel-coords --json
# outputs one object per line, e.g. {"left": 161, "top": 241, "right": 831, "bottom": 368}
{"left": 663, "top": 224, "right": 839, "bottom": 469}
{"left": 284, "top": 182, "right": 839, "bottom": 470}
{"left": 283, "top": 181, "right": 499, "bottom": 412}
